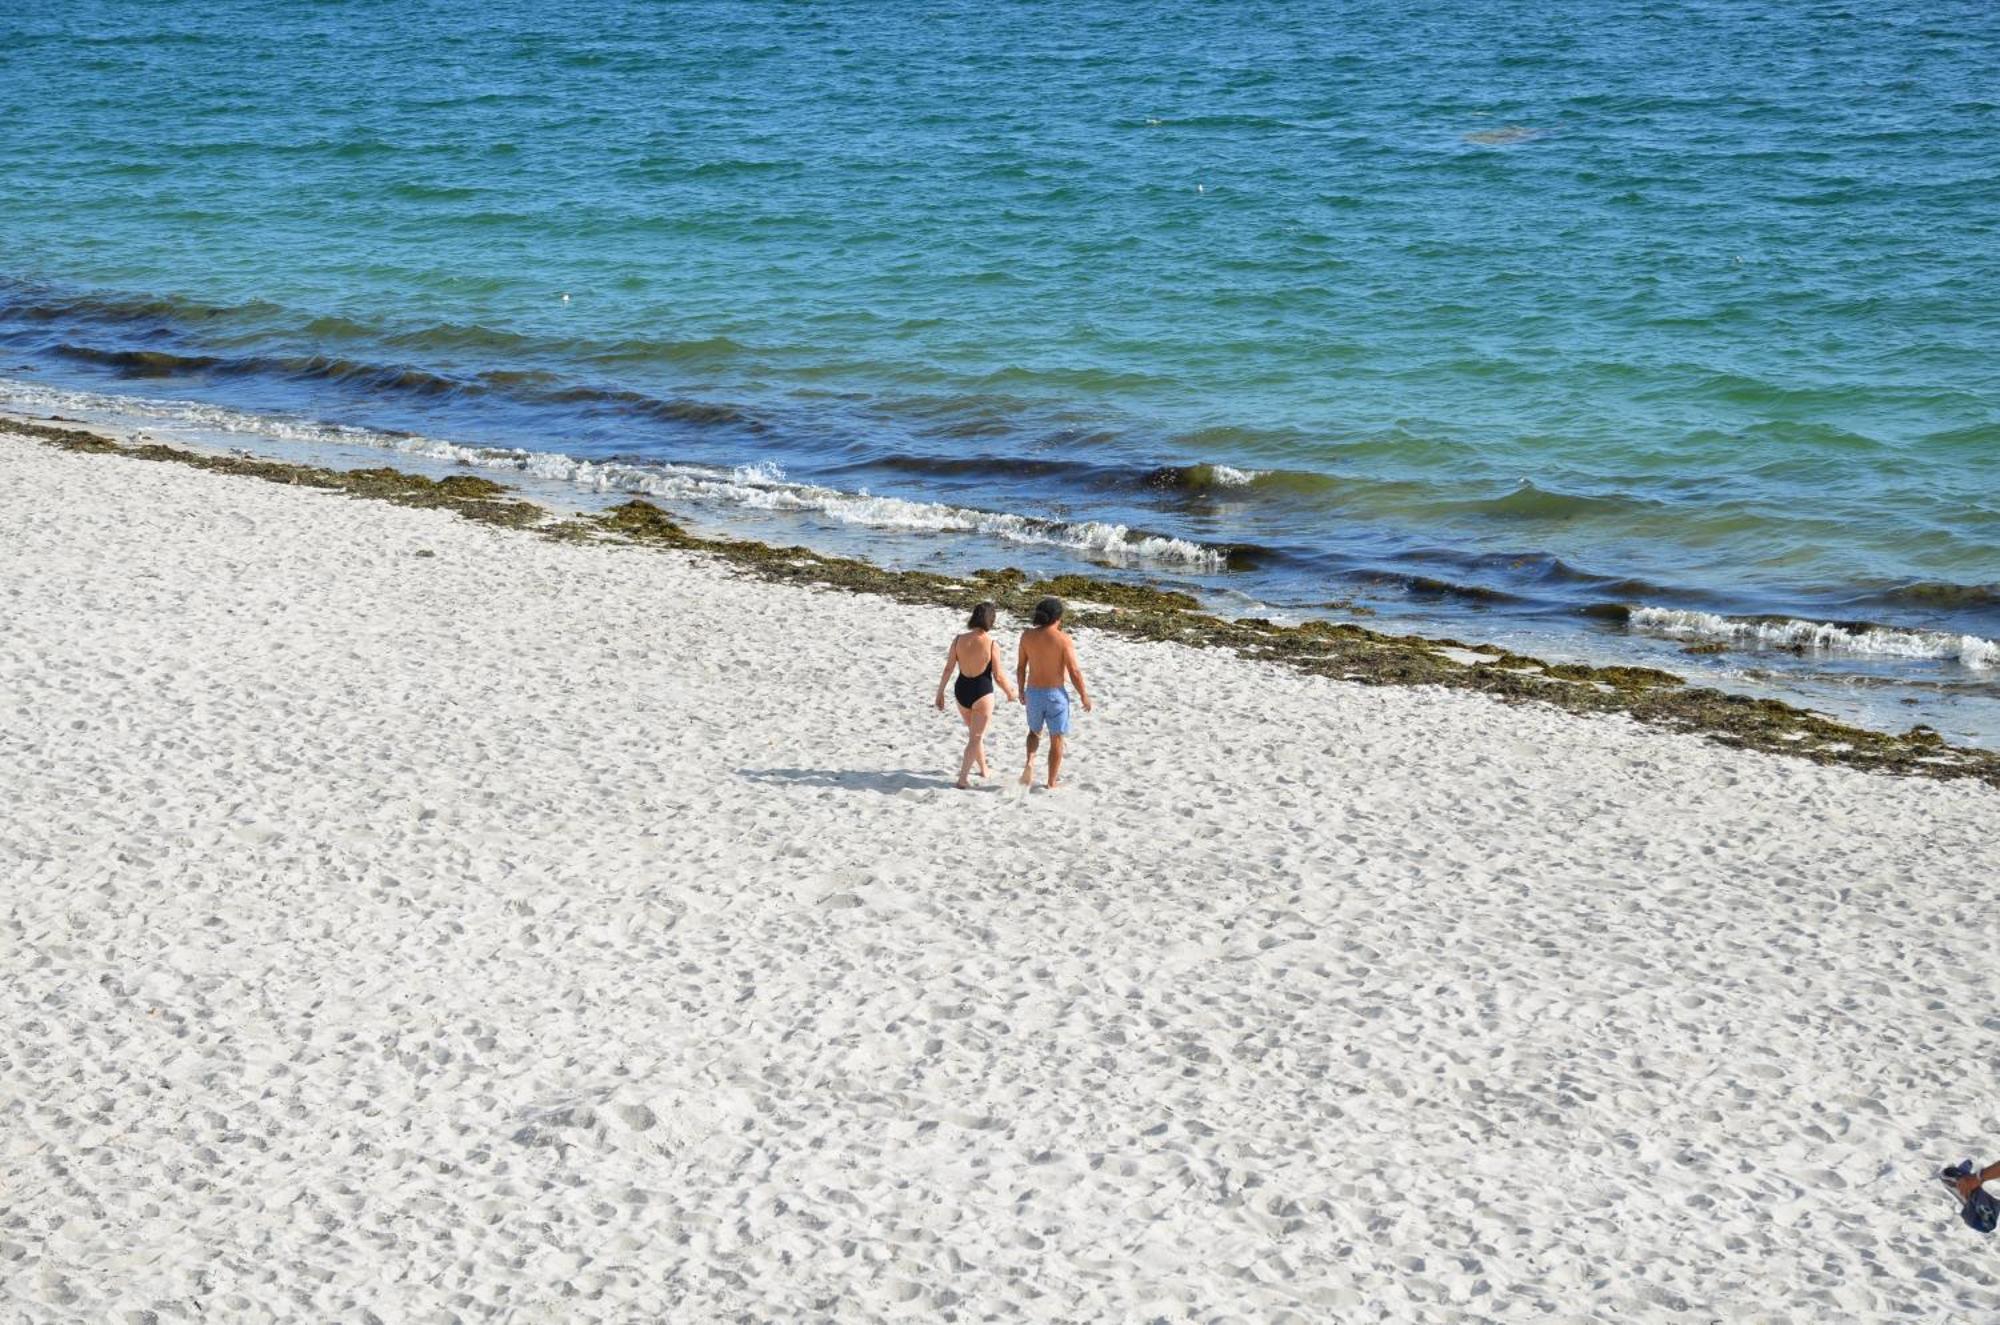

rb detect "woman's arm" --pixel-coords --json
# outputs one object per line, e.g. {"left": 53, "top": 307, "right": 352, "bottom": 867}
{"left": 935, "top": 643, "right": 958, "bottom": 710}
{"left": 994, "top": 641, "right": 1019, "bottom": 702}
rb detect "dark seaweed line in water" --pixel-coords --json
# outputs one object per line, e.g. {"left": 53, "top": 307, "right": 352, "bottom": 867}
{"left": 0, "top": 280, "right": 722, "bottom": 367}
{"left": 19, "top": 313, "right": 1996, "bottom": 629}
{"left": 35, "top": 333, "right": 1338, "bottom": 503}
{"left": 46, "top": 341, "right": 760, "bottom": 429}
{"left": 6, "top": 416, "right": 1994, "bottom": 789}
{"left": 30, "top": 336, "right": 1351, "bottom": 531}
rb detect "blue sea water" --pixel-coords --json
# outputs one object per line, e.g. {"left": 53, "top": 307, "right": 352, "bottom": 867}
{"left": 2, "top": 1, "right": 1997, "bottom": 739}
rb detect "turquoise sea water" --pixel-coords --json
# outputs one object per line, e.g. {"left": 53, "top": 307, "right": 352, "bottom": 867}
{"left": 3, "top": 1, "right": 1997, "bottom": 738}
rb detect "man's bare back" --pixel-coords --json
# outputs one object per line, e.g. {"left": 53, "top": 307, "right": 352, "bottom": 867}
{"left": 1016, "top": 624, "right": 1077, "bottom": 691}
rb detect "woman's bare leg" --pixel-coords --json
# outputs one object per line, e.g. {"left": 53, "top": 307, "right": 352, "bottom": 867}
{"left": 955, "top": 706, "right": 976, "bottom": 788}
{"left": 956, "top": 698, "right": 994, "bottom": 787}
{"left": 968, "top": 697, "right": 994, "bottom": 778}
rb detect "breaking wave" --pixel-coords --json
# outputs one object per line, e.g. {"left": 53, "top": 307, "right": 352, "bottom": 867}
{"left": 1630, "top": 606, "right": 1999, "bottom": 669}
{"left": 0, "top": 378, "right": 1233, "bottom": 570}
{"left": 1142, "top": 462, "right": 1344, "bottom": 496}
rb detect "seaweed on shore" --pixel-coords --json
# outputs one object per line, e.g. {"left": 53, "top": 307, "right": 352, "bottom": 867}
{"left": 598, "top": 499, "right": 695, "bottom": 544}
{"left": 13, "top": 423, "right": 546, "bottom": 529}
{"left": 8, "top": 417, "right": 1997, "bottom": 790}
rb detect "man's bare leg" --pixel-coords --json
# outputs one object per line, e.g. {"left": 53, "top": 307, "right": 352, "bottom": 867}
{"left": 1046, "top": 734, "right": 1066, "bottom": 789}
{"left": 1020, "top": 732, "right": 1040, "bottom": 786}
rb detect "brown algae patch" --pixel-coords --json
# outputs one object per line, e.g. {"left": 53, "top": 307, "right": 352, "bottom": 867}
{"left": 1024, "top": 574, "right": 1200, "bottom": 613}
{"left": 8, "top": 418, "right": 1996, "bottom": 789}
{"left": 596, "top": 499, "right": 695, "bottom": 545}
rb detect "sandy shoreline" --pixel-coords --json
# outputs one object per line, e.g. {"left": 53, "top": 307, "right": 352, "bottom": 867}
{"left": 10, "top": 411, "right": 1996, "bottom": 790}
{"left": 3, "top": 431, "right": 1997, "bottom": 1320}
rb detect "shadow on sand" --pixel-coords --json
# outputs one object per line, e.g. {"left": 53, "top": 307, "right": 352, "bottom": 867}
{"left": 737, "top": 767, "right": 961, "bottom": 793}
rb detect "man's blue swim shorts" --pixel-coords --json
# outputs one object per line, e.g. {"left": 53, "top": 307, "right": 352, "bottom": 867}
{"left": 1025, "top": 685, "right": 1071, "bottom": 735}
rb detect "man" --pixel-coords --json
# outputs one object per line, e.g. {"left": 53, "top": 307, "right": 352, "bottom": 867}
{"left": 1015, "top": 596, "right": 1092, "bottom": 790}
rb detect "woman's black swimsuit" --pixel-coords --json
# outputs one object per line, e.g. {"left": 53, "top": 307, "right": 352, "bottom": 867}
{"left": 953, "top": 656, "right": 996, "bottom": 708}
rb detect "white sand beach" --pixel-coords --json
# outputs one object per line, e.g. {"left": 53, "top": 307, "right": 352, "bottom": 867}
{"left": 3, "top": 433, "right": 1997, "bottom": 1321}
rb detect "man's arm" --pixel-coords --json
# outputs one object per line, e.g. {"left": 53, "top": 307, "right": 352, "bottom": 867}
{"left": 1066, "top": 639, "right": 1092, "bottom": 712}
{"left": 993, "top": 640, "right": 1019, "bottom": 703}
{"left": 1015, "top": 633, "right": 1031, "bottom": 701}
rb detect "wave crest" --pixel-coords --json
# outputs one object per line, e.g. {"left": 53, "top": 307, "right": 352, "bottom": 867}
{"left": 0, "top": 378, "right": 1233, "bottom": 571}
{"left": 1465, "top": 480, "right": 1654, "bottom": 521}
{"left": 1630, "top": 606, "right": 1999, "bottom": 669}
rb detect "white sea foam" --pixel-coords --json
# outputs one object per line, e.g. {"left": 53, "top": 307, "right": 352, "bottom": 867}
{"left": 1630, "top": 606, "right": 1999, "bottom": 669}
{"left": 1209, "top": 464, "right": 1265, "bottom": 487}
{"left": 2, "top": 378, "right": 406, "bottom": 449}
{"left": 0, "top": 378, "right": 1230, "bottom": 570}
{"left": 399, "top": 439, "right": 1226, "bottom": 568}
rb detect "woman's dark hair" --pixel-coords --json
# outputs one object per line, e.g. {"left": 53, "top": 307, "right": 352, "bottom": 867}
{"left": 967, "top": 601, "right": 998, "bottom": 630}
{"left": 1031, "top": 596, "right": 1065, "bottom": 628}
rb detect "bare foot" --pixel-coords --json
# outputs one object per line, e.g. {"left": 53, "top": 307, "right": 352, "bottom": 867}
{"left": 1017, "top": 766, "right": 1034, "bottom": 787}
{"left": 954, "top": 778, "right": 972, "bottom": 790}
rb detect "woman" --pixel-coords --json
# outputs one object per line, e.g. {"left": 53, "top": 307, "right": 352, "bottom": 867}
{"left": 934, "top": 601, "right": 1019, "bottom": 789}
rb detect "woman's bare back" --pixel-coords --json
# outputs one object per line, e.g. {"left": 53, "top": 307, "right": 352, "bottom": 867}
{"left": 951, "top": 630, "right": 995, "bottom": 676}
